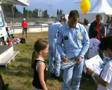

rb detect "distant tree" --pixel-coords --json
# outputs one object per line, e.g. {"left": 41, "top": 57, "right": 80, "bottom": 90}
{"left": 32, "top": 9, "right": 38, "bottom": 18}
{"left": 51, "top": 16, "right": 56, "bottom": 18}
{"left": 56, "top": 9, "right": 63, "bottom": 20}
{"left": 14, "top": 6, "right": 22, "bottom": 17}
{"left": 57, "top": 9, "right": 60, "bottom": 16}
{"left": 43, "top": 10, "right": 49, "bottom": 18}
{"left": 59, "top": 9, "right": 63, "bottom": 16}
{"left": 23, "top": 7, "right": 28, "bottom": 18}
{"left": 27, "top": 10, "right": 33, "bottom": 18}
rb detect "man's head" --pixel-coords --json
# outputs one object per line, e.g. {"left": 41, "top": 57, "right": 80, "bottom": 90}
{"left": 59, "top": 15, "right": 66, "bottom": 24}
{"left": 23, "top": 18, "right": 26, "bottom": 21}
{"left": 96, "top": 14, "right": 102, "bottom": 23}
{"left": 68, "top": 10, "right": 79, "bottom": 28}
{"left": 83, "top": 18, "right": 89, "bottom": 25}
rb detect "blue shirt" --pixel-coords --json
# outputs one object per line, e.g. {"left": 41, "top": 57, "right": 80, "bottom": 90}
{"left": 48, "top": 21, "right": 62, "bottom": 46}
{"left": 57, "top": 23, "right": 90, "bottom": 59}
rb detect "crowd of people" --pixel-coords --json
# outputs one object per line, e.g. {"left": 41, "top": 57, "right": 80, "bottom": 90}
{"left": 32, "top": 10, "right": 112, "bottom": 90}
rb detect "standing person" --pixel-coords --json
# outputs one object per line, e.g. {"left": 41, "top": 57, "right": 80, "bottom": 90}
{"left": 86, "top": 36, "right": 112, "bottom": 90}
{"left": 7, "top": 37, "right": 13, "bottom": 47}
{"left": 87, "top": 31, "right": 100, "bottom": 59}
{"left": 0, "top": 37, "right": 6, "bottom": 46}
{"left": 32, "top": 39, "right": 49, "bottom": 90}
{"left": 107, "top": 16, "right": 112, "bottom": 36}
{"left": 57, "top": 10, "right": 89, "bottom": 90}
{"left": 21, "top": 18, "right": 28, "bottom": 38}
{"left": 48, "top": 15, "right": 66, "bottom": 78}
{"left": 83, "top": 18, "right": 89, "bottom": 32}
{"left": 89, "top": 14, "right": 105, "bottom": 40}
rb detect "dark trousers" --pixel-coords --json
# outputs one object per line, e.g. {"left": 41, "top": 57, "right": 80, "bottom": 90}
{"left": 22, "top": 28, "right": 27, "bottom": 38}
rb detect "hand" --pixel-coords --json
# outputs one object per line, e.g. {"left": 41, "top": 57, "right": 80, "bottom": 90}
{"left": 75, "top": 56, "right": 84, "bottom": 64}
{"left": 86, "top": 68, "right": 94, "bottom": 75}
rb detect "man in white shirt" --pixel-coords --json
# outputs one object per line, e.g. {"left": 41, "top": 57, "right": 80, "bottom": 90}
{"left": 97, "top": 61, "right": 112, "bottom": 90}
{"left": 86, "top": 36, "right": 112, "bottom": 90}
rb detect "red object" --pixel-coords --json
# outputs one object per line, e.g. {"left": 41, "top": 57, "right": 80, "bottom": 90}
{"left": 7, "top": 38, "right": 12, "bottom": 47}
{"left": 21, "top": 21, "right": 28, "bottom": 28}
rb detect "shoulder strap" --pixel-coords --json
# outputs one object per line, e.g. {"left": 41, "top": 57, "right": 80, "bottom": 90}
{"left": 36, "top": 60, "right": 45, "bottom": 63}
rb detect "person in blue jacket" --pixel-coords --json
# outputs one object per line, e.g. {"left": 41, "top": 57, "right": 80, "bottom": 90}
{"left": 57, "top": 10, "right": 89, "bottom": 90}
{"left": 48, "top": 15, "right": 66, "bottom": 78}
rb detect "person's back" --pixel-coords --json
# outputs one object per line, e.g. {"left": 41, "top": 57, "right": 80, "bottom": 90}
{"left": 48, "top": 15, "right": 66, "bottom": 45}
{"left": 48, "top": 16, "right": 66, "bottom": 77}
{"left": 32, "top": 60, "right": 46, "bottom": 89}
{"left": 87, "top": 38, "right": 100, "bottom": 58}
{"left": 48, "top": 21, "right": 62, "bottom": 45}
{"left": 87, "top": 30, "right": 100, "bottom": 58}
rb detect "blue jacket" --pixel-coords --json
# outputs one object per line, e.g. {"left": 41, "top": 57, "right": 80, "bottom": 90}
{"left": 48, "top": 21, "right": 62, "bottom": 47}
{"left": 57, "top": 23, "right": 90, "bottom": 59}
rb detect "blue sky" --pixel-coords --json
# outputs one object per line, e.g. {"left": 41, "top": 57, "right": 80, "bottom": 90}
{"left": 17, "top": 0, "right": 112, "bottom": 16}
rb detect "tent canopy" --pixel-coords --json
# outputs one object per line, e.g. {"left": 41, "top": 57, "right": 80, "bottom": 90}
{"left": 0, "top": 0, "right": 29, "bottom": 6}
{"left": 90, "top": 0, "right": 112, "bottom": 15}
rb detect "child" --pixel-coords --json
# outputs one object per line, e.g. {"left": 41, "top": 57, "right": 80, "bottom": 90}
{"left": 32, "top": 39, "right": 49, "bottom": 90}
{"left": 87, "top": 31, "right": 100, "bottom": 59}
{"left": 7, "top": 37, "right": 13, "bottom": 47}
{"left": 86, "top": 36, "right": 112, "bottom": 90}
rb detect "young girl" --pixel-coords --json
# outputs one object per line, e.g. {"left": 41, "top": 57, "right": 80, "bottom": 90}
{"left": 32, "top": 39, "right": 49, "bottom": 90}
{"left": 86, "top": 36, "right": 112, "bottom": 90}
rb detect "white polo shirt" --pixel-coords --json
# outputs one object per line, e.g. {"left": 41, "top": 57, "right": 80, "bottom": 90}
{"left": 97, "top": 61, "right": 112, "bottom": 90}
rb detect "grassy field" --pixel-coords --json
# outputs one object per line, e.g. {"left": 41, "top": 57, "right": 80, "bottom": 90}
{"left": 0, "top": 32, "right": 96, "bottom": 90}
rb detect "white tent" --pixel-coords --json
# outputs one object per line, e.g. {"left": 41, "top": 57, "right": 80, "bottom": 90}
{"left": 1, "top": 0, "right": 29, "bottom": 6}
{"left": 17, "top": 0, "right": 29, "bottom": 6}
{"left": 90, "top": 0, "right": 112, "bottom": 15}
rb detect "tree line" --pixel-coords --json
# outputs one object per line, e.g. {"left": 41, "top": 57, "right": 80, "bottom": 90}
{"left": 1, "top": 4, "right": 64, "bottom": 19}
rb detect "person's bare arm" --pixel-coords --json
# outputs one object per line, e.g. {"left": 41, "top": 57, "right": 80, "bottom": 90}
{"left": 92, "top": 73, "right": 108, "bottom": 87}
{"left": 38, "top": 63, "right": 48, "bottom": 90}
{"left": 86, "top": 68, "right": 108, "bottom": 87}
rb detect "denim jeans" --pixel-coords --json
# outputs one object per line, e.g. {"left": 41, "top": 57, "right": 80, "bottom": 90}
{"left": 62, "top": 60, "right": 84, "bottom": 90}
{"left": 49, "top": 45, "right": 61, "bottom": 77}
{"left": 48, "top": 46, "right": 55, "bottom": 73}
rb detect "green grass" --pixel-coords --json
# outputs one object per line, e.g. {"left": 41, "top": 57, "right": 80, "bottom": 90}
{"left": 0, "top": 32, "right": 96, "bottom": 90}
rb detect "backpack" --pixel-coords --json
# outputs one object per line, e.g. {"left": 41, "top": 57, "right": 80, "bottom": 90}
{"left": 20, "top": 38, "right": 26, "bottom": 44}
